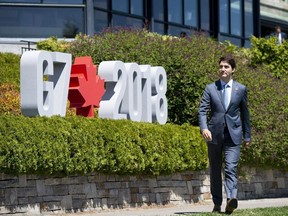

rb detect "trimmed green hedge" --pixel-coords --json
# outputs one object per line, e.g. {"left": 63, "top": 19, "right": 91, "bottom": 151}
{"left": 0, "top": 115, "right": 208, "bottom": 176}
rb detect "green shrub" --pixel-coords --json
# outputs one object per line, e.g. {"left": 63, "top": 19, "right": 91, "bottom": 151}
{"left": 0, "top": 115, "right": 208, "bottom": 175}
{"left": 249, "top": 35, "right": 288, "bottom": 79}
{"left": 0, "top": 52, "right": 20, "bottom": 85}
{"left": 37, "top": 36, "right": 70, "bottom": 52}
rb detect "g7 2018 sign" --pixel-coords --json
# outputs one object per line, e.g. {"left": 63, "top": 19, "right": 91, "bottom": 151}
{"left": 21, "top": 51, "right": 168, "bottom": 124}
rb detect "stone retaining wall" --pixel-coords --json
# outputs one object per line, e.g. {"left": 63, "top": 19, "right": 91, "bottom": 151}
{"left": 0, "top": 167, "right": 287, "bottom": 215}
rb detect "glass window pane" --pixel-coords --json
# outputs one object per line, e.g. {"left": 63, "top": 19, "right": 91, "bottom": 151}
{"left": 112, "top": 0, "right": 129, "bottom": 13}
{"left": 230, "top": 0, "right": 242, "bottom": 36}
{"left": 94, "top": 10, "right": 108, "bottom": 32}
{"left": 131, "top": 0, "right": 143, "bottom": 16}
{"left": 0, "top": 0, "right": 40, "bottom": 2}
{"left": 153, "top": 0, "right": 164, "bottom": 21}
{"left": 168, "top": 0, "right": 182, "bottom": 24}
{"left": 94, "top": 0, "right": 107, "bottom": 9}
{"left": 153, "top": 22, "right": 164, "bottom": 35}
{"left": 112, "top": 14, "right": 142, "bottom": 28}
{"left": 0, "top": 6, "right": 84, "bottom": 38}
{"left": 184, "top": 0, "right": 197, "bottom": 27}
{"left": 244, "top": 0, "right": 253, "bottom": 38}
{"left": 219, "top": 0, "right": 228, "bottom": 33}
{"left": 201, "top": 0, "right": 210, "bottom": 31}
{"left": 43, "top": 0, "right": 84, "bottom": 3}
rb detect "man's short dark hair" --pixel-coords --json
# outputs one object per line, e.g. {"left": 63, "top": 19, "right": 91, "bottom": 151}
{"left": 219, "top": 55, "right": 236, "bottom": 69}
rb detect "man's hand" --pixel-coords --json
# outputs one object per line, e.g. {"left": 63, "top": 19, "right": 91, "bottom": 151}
{"left": 243, "top": 141, "right": 252, "bottom": 148}
{"left": 202, "top": 129, "right": 212, "bottom": 142}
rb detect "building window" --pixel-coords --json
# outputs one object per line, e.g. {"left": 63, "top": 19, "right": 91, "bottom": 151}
{"left": 200, "top": 0, "right": 210, "bottom": 31}
{"left": 219, "top": 0, "right": 229, "bottom": 33}
{"left": 184, "top": 0, "right": 197, "bottom": 27}
{"left": 168, "top": 0, "right": 182, "bottom": 24}
{"left": 0, "top": 6, "right": 84, "bottom": 38}
{"left": 112, "top": 0, "right": 129, "bottom": 13}
{"left": 230, "top": 0, "right": 242, "bottom": 36}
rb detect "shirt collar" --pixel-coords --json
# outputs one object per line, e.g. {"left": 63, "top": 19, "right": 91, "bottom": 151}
{"left": 220, "top": 79, "right": 233, "bottom": 87}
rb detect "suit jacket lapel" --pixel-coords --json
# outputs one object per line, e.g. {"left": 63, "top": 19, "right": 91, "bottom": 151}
{"left": 215, "top": 80, "right": 225, "bottom": 109}
{"left": 227, "top": 80, "right": 238, "bottom": 111}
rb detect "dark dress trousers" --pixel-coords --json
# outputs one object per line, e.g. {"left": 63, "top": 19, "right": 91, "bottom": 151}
{"left": 198, "top": 79, "right": 251, "bottom": 206}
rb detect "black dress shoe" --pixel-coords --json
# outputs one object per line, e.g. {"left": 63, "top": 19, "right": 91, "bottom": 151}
{"left": 225, "top": 198, "right": 238, "bottom": 214}
{"left": 212, "top": 205, "right": 221, "bottom": 213}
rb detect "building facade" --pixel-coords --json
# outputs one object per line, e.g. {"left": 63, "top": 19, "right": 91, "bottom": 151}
{"left": 0, "top": 0, "right": 287, "bottom": 52}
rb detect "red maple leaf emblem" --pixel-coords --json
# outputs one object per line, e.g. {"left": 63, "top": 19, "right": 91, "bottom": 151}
{"left": 68, "top": 56, "right": 105, "bottom": 117}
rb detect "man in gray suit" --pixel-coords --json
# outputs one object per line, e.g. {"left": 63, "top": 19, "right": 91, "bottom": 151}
{"left": 198, "top": 56, "right": 251, "bottom": 214}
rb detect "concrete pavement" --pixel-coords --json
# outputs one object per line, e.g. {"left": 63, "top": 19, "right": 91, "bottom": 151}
{"left": 58, "top": 197, "right": 288, "bottom": 216}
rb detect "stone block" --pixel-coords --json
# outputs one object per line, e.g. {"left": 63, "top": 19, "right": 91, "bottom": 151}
{"left": 36, "top": 180, "right": 45, "bottom": 196}
{"left": 118, "top": 189, "right": 131, "bottom": 205}
{"left": 5, "top": 188, "right": 17, "bottom": 205}
{"left": 107, "top": 197, "right": 118, "bottom": 205}
{"left": 96, "top": 189, "right": 109, "bottom": 198}
{"left": 27, "top": 179, "right": 36, "bottom": 187}
{"left": 171, "top": 173, "right": 183, "bottom": 181}
{"left": 61, "top": 195, "right": 72, "bottom": 210}
{"left": 17, "top": 187, "right": 37, "bottom": 197}
{"left": 45, "top": 177, "right": 63, "bottom": 185}
{"left": 104, "top": 182, "right": 121, "bottom": 189}
{"left": 109, "top": 189, "right": 118, "bottom": 198}
{"left": 186, "top": 181, "right": 193, "bottom": 194}
{"left": 158, "top": 180, "right": 186, "bottom": 187}
{"left": 191, "top": 180, "right": 202, "bottom": 187}
{"left": 255, "top": 183, "right": 263, "bottom": 195}
{"left": 84, "top": 183, "right": 97, "bottom": 198}
{"left": 69, "top": 184, "right": 85, "bottom": 195}
{"left": 18, "top": 175, "right": 27, "bottom": 187}
{"left": 153, "top": 187, "right": 171, "bottom": 193}
{"left": 276, "top": 178, "right": 285, "bottom": 188}
{"left": 148, "top": 179, "right": 157, "bottom": 188}
{"left": 156, "top": 175, "right": 172, "bottom": 181}
{"left": 139, "top": 187, "right": 151, "bottom": 193}
{"left": 52, "top": 185, "right": 69, "bottom": 196}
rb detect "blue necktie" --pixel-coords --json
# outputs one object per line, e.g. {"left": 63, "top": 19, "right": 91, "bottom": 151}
{"left": 223, "top": 84, "right": 229, "bottom": 109}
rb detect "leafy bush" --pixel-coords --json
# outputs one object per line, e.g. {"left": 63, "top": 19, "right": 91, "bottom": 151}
{"left": 0, "top": 52, "right": 20, "bottom": 85}
{"left": 0, "top": 116, "right": 208, "bottom": 175}
{"left": 0, "top": 84, "right": 20, "bottom": 115}
{"left": 249, "top": 35, "right": 288, "bottom": 79}
{"left": 37, "top": 36, "right": 70, "bottom": 52}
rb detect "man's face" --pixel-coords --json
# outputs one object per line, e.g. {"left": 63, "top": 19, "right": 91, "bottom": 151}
{"left": 218, "top": 61, "right": 234, "bottom": 81}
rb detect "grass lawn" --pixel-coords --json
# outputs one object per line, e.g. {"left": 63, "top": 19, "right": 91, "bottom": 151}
{"left": 187, "top": 206, "right": 288, "bottom": 215}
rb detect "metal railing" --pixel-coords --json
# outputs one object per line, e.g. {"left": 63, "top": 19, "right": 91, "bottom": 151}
{"left": 20, "top": 40, "right": 37, "bottom": 54}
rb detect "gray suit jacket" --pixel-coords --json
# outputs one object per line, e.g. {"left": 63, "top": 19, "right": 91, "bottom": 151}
{"left": 199, "top": 80, "right": 251, "bottom": 145}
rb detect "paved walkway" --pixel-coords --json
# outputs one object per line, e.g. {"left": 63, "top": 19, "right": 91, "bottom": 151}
{"left": 59, "top": 198, "right": 288, "bottom": 216}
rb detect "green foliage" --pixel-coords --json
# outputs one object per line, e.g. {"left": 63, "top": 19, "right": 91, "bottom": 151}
{"left": 0, "top": 116, "right": 208, "bottom": 175}
{"left": 37, "top": 36, "right": 69, "bottom": 52}
{"left": 0, "top": 52, "right": 20, "bottom": 85}
{"left": 249, "top": 35, "right": 288, "bottom": 79}
{"left": 234, "top": 63, "right": 288, "bottom": 170}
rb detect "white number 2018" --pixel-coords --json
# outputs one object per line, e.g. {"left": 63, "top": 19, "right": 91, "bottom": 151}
{"left": 98, "top": 61, "right": 167, "bottom": 125}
